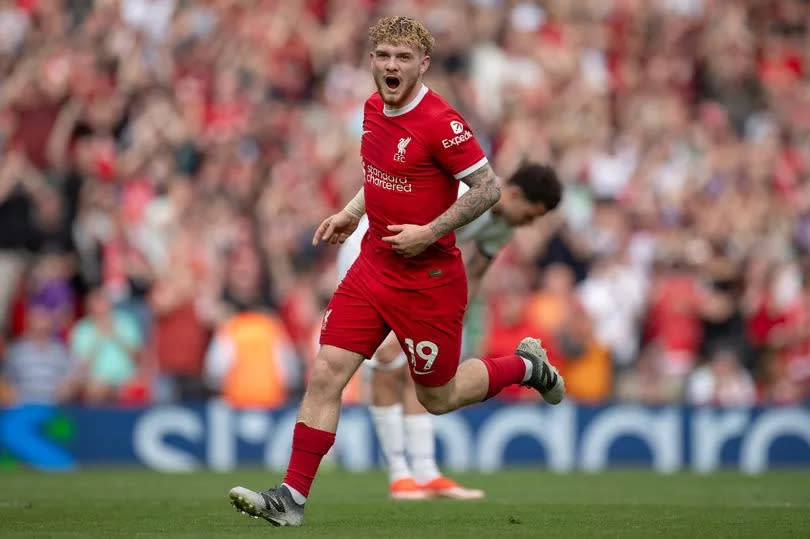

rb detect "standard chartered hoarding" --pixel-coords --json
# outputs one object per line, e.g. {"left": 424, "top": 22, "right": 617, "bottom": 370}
{"left": 1, "top": 402, "right": 809, "bottom": 473}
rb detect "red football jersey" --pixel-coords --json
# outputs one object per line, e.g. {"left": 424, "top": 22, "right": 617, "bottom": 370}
{"left": 356, "top": 85, "right": 488, "bottom": 289}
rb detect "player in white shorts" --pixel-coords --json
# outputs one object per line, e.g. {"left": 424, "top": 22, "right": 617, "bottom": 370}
{"left": 336, "top": 162, "right": 562, "bottom": 500}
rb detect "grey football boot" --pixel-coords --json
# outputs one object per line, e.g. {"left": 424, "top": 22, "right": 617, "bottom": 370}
{"left": 229, "top": 484, "right": 305, "bottom": 527}
{"left": 516, "top": 337, "right": 565, "bottom": 404}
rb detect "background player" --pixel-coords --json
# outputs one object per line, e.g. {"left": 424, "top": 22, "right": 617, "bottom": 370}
{"left": 229, "top": 16, "right": 564, "bottom": 527}
{"left": 339, "top": 162, "right": 562, "bottom": 500}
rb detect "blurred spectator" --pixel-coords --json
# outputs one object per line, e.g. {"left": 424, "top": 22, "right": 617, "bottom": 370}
{"left": 526, "top": 264, "right": 578, "bottom": 337}
{"left": 686, "top": 348, "right": 757, "bottom": 407}
{"left": 0, "top": 305, "right": 73, "bottom": 405}
{"left": 579, "top": 249, "right": 647, "bottom": 368}
{"left": 482, "top": 271, "right": 549, "bottom": 401}
{"left": 615, "top": 343, "right": 684, "bottom": 405}
{"left": 644, "top": 257, "right": 703, "bottom": 381}
{"left": 148, "top": 234, "right": 210, "bottom": 402}
{"left": 220, "top": 241, "right": 275, "bottom": 315}
{"left": 697, "top": 243, "right": 753, "bottom": 369}
{"left": 557, "top": 304, "right": 612, "bottom": 404}
{"left": 121, "top": 0, "right": 176, "bottom": 42}
{"left": 759, "top": 351, "right": 806, "bottom": 404}
{"left": 68, "top": 287, "right": 143, "bottom": 404}
{"left": 27, "top": 254, "right": 75, "bottom": 338}
{"left": 204, "top": 311, "right": 301, "bottom": 409}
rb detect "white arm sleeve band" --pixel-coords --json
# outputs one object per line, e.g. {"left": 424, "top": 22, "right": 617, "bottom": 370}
{"left": 343, "top": 189, "right": 365, "bottom": 218}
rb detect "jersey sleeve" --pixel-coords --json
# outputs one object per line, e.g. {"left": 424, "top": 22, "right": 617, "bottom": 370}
{"left": 457, "top": 211, "right": 514, "bottom": 258}
{"left": 429, "top": 109, "right": 488, "bottom": 180}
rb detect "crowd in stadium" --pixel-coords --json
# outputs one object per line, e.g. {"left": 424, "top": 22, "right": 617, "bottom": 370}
{"left": 0, "top": 0, "right": 809, "bottom": 408}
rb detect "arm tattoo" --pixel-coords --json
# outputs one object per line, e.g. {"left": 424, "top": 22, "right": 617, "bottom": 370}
{"left": 428, "top": 164, "right": 500, "bottom": 240}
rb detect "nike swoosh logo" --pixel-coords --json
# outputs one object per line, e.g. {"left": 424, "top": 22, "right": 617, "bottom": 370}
{"left": 362, "top": 130, "right": 372, "bottom": 136}
{"left": 261, "top": 492, "right": 286, "bottom": 513}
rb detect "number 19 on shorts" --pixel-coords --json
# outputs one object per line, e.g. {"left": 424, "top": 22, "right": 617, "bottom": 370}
{"left": 404, "top": 338, "right": 439, "bottom": 374}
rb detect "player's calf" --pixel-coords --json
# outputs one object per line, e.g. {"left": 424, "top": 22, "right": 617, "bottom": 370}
{"left": 413, "top": 359, "right": 489, "bottom": 414}
{"left": 412, "top": 340, "right": 563, "bottom": 412}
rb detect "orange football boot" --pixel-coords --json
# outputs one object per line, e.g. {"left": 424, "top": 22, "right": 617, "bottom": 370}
{"left": 389, "top": 477, "right": 430, "bottom": 500}
{"left": 419, "top": 476, "right": 485, "bottom": 500}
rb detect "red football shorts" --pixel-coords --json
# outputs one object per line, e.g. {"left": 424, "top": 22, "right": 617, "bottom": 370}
{"left": 320, "top": 262, "right": 467, "bottom": 388}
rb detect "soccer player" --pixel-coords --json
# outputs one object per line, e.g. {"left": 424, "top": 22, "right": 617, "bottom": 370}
{"left": 354, "top": 163, "right": 562, "bottom": 500}
{"left": 229, "top": 16, "right": 564, "bottom": 527}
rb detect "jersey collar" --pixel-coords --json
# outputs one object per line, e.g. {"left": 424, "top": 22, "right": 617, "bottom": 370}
{"left": 383, "top": 84, "right": 428, "bottom": 117}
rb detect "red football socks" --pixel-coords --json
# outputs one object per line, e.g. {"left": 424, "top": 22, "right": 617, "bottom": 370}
{"left": 282, "top": 422, "right": 336, "bottom": 497}
{"left": 481, "top": 355, "right": 528, "bottom": 399}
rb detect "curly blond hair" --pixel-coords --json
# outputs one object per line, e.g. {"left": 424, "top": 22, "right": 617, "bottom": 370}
{"left": 368, "top": 16, "right": 435, "bottom": 56}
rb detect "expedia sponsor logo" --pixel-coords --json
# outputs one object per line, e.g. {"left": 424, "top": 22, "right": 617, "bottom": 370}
{"left": 442, "top": 130, "right": 473, "bottom": 148}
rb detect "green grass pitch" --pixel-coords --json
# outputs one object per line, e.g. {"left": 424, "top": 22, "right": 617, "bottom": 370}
{"left": 1, "top": 468, "right": 809, "bottom": 538}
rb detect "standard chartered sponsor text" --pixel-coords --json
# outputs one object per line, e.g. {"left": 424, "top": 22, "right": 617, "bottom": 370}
{"left": 365, "top": 163, "right": 412, "bottom": 192}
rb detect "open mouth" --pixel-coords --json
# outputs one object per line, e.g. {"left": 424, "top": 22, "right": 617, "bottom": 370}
{"left": 384, "top": 76, "right": 401, "bottom": 90}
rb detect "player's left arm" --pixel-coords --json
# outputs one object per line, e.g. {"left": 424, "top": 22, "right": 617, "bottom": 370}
{"left": 383, "top": 164, "right": 500, "bottom": 257}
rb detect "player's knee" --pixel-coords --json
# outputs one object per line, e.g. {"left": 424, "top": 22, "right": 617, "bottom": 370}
{"left": 371, "top": 351, "right": 407, "bottom": 370}
{"left": 375, "top": 352, "right": 395, "bottom": 365}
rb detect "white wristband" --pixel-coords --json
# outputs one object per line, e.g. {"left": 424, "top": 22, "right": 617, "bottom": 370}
{"left": 343, "top": 190, "right": 365, "bottom": 218}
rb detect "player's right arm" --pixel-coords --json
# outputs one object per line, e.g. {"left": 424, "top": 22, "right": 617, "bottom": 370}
{"left": 312, "top": 188, "right": 364, "bottom": 246}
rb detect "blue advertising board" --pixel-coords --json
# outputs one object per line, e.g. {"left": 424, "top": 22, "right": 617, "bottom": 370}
{"left": 1, "top": 401, "right": 809, "bottom": 473}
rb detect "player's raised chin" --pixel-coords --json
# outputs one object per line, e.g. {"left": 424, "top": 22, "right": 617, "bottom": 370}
{"left": 370, "top": 42, "right": 430, "bottom": 108}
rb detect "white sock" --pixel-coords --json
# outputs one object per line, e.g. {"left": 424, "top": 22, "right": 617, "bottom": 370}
{"left": 522, "top": 358, "right": 533, "bottom": 382}
{"left": 370, "top": 403, "right": 412, "bottom": 483}
{"left": 281, "top": 483, "right": 307, "bottom": 505}
{"left": 403, "top": 413, "right": 441, "bottom": 484}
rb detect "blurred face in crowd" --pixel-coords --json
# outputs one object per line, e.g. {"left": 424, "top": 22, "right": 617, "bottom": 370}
{"left": 543, "top": 264, "right": 574, "bottom": 295}
{"left": 370, "top": 42, "right": 430, "bottom": 108}
{"left": 499, "top": 290, "right": 527, "bottom": 326}
{"left": 27, "top": 306, "right": 54, "bottom": 341}
{"left": 35, "top": 187, "right": 64, "bottom": 229}
{"left": 498, "top": 185, "right": 549, "bottom": 227}
{"left": 168, "top": 176, "right": 193, "bottom": 214}
{"left": 711, "top": 350, "right": 741, "bottom": 379}
{"left": 86, "top": 289, "right": 111, "bottom": 320}
{"left": 226, "top": 246, "right": 261, "bottom": 298}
